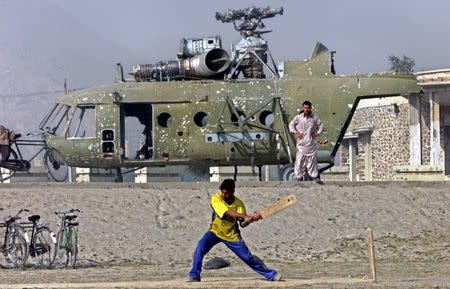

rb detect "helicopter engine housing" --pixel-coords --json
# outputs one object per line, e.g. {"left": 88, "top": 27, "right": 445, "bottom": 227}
{"left": 130, "top": 48, "right": 230, "bottom": 81}
{"left": 178, "top": 36, "right": 222, "bottom": 58}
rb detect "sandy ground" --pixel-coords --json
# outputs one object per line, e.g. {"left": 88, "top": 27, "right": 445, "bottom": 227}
{"left": 0, "top": 181, "right": 449, "bottom": 288}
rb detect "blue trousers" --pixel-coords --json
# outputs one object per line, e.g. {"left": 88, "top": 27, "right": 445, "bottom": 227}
{"left": 189, "top": 231, "right": 277, "bottom": 281}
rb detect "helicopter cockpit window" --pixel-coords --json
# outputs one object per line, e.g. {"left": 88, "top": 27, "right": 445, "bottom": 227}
{"left": 67, "top": 106, "right": 96, "bottom": 138}
{"left": 39, "top": 103, "right": 70, "bottom": 136}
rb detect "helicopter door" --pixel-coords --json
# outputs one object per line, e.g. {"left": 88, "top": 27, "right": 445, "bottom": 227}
{"left": 64, "top": 105, "right": 99, "bottom": 166}
{"left": 120, "top": 103, "right": 153, "bottom": 161}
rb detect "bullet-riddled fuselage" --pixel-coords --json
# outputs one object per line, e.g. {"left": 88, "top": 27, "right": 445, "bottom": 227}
{"left": 43, "top": 50, "right": 420, "bottom": 174}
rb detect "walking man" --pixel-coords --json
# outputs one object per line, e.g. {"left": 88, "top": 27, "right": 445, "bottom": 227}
{"left": 187, "top": 179, "right": 282, "bottom": 282}
{"left": 288, "top": 100, "right": 324, "bottom": 181}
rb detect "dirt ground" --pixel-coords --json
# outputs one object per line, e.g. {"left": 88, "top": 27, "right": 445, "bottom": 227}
{"left": 0, "top": 181, "right": 449, "bottom": 288}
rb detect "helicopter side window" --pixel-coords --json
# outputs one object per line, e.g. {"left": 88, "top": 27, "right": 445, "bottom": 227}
{"left": 259, "top": 110, "right": 274, "bottom": 127}
{"left": 194, "top": 112, "right": 208, "bottom": 127}
{"left": 39, "top": 103, "right": 70, "bottom": 136}
{"left": 67, "top": 106, "right": 96, "bottom": 138}
{"left": 157, "top": 112, "right": 172, "bottom": 128}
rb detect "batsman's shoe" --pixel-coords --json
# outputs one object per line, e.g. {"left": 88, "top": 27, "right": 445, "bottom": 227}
{"left": 186, "top": 276, "right": 201, "bottom": 282}
{"left": 273, "top": 273, "right": 283, "bottom": 281}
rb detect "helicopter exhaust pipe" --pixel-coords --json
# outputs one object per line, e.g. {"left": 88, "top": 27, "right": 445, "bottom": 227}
{"left": 181, "top": 48, "right": 230, "bottom": 77}
{"left": 130, "top": 48, "right": 230, "bottom": 81}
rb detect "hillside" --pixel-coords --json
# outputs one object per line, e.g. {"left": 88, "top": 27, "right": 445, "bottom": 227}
{"left": 0, "top": 0, "right": 136, "bottom": 133}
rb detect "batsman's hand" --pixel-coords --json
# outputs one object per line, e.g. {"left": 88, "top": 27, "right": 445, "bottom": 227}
{"left": 243, "top": 215, "right": 254, "bottom": 223}
{"left": 252, "top": 212, "right": 262, "bottom": 222}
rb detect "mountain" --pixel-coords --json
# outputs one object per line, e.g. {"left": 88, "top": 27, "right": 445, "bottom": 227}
{"left": 0, "top": 0, "right": 136, "bottom": 133}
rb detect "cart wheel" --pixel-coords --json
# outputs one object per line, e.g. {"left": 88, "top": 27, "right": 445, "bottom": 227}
{"left": 44, "top": 148, "right": 68, "bottom": 182}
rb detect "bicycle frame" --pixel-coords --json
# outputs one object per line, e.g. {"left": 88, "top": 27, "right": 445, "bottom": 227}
{"left": 61, "top": 225, "right": 77, "bottom": 253}
{"left": 2, "top": 210, "right": 30, "bottom": 245}
{"left": 21, "top": 218, "right": 56, "bottom": 265}
{"left": 54, "top": 209, "right": 79, "bottom": 267}
{"left": 0, "top": 209, "right": 30, "bottom": 267}
{"left": 12, "top": 139, "right": 47, "bottom": 165}
{"left": 2, "top": 139, "right": 70, "bottom": 183}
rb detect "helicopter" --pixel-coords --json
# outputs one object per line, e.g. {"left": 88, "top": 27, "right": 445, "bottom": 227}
{"left": 36, "top": 6, "right": 421, "bottom": 182}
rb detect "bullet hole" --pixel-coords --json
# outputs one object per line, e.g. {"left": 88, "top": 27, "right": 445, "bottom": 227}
{"left": 393, "top": 103, "right": 400, "bottom": 115}
{"left": 177, "top": 131, "right": 184, "bottom": 136}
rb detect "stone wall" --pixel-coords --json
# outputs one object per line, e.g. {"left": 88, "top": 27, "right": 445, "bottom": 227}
{"left": 355, "top": 136, "right": 367, "bottom": 180}
{"left": 442, "top": 105, "right": 450, "bottom": 175}
{"left": 420, "top": 94, "right": 431, "bottom": 165}
{"left": 340, "top": 103, "right": 410, "bottom": 181}
{"left": 339, "top": 141, "right": 350, "bottom": 165}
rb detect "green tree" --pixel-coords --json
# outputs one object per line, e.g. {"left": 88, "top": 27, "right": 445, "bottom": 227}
{"left": 388, "top": 55, "right": 415, "bottom": 72}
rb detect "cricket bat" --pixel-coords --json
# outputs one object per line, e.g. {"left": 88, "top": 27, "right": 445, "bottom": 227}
{"left": 241, "top": 194, "right": 297, "bottom": 227}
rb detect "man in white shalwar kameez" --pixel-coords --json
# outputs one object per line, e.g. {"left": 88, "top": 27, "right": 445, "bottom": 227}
{"left": 288, "top": 101, "right": 324, "bottom": 181}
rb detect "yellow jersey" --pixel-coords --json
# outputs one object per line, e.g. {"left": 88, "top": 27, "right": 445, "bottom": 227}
{"left": 209, "top": 192, "right": 246, "bottom": 242}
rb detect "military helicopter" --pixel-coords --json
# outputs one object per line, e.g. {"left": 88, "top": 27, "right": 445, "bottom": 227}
{"left": 37, "top": 6, "right": 420, "bottom": 182}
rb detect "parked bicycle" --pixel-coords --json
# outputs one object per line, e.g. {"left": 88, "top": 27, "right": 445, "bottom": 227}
{"left": 52, "top": 209, "right": 80, "bottom": 268}
{"left": 21, "top": 212, "right": 57, "bottom": 268}
{"left": 0, "top": 136, "right": 68, "bottom": 182}
{"left": 0, "top": 208, "right": 29, "bottom": 268}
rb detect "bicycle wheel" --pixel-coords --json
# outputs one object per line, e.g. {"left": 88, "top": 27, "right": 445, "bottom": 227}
{"left": 53, "top": 230, "right": 69, "bottom": 267}
{"left": 32, "top": 227, "right": 56, "bottom": 268}
{"left": 68, "top": 226, "right": 78, "bottom": 268}
{"left": 44, "top": 148, "right": 68, "bottom": 182}
{"left": 5, "top": 228, "right": 28, "bottom": 268}
{"left": 0, "top": 149, "right": 17, "bottom": 182}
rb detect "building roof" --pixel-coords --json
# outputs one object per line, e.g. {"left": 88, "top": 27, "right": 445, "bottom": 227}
{"left": 415, "top": 69, "right": 450, "bottom": 86}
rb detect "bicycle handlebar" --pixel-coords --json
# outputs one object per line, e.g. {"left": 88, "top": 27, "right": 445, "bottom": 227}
{"left": 18, "top": 208, "right": 29, "bottom": 216}
{"left": 6, "top": 208, "right": 29, "bottom": 221}
{"left": 55, "top": 208, "right": 81, "bottom": 216}
{"left": 26, "top": 128, "right": 52, "bottom": 137}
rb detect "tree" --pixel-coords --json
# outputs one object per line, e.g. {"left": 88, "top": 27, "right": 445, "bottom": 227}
{"left": 388, "top": 55, "right": 415, "bottom": 73}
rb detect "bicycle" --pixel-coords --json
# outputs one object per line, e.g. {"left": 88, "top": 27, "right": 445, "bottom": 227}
{"left": 52, "top": 209, "right": 80, "bottom": 268}
{"left": 0, "top": 209, "right": 30, "bottom": 268}
{"left": 0, "top": 136, "right": 68, "bottom": 182}
{"left": 21, "top": 212, "right": 57, "bottom": 268}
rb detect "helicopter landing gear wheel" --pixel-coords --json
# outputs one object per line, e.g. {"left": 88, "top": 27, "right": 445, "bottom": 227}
{"left": 0, "top": 149, "right": 17, "bottom": 182}
{"left": 44, "top": 148, "right": 68, "bottom": 182}
{"left": 279, "top": 163, "right": 295, "bottom": 182}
